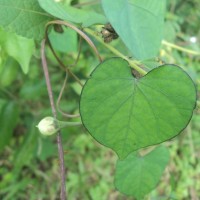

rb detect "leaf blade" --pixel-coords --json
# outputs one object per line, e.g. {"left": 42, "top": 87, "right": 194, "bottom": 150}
{"left": 0, "top": 0, "right": 52, "bottom": 39}
{"left": 80, "top": 58, "right": 196, "bottom": 159}
{"left": 2, "top": 31, "right": 35, "bottom": 73}
{"left": 114, "top": 146, "right": 170, "bottom": 199}
{"left": 101, "top": 0, "right": 166, "bottom": 60}
{"left": 38, "top": 0, "right": 107, "bottom": 27}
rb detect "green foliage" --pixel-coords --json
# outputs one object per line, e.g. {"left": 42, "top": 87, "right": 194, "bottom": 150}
{"left": 0, "top": 57, "right": 19, "bottom": 87}
{"left": 0, "top": 0, "right": 199, "bottom": 199}
{"left": 80, "top": 58, "right": 196, "bottom": 159}
{"left": 115, "top": 146, "right": 169, "bottom": 199}
{"left": 0, "top": 0, "right": 52, "bottom": 39}
{"left": 102, "top": 0, "right": 166, "bottom": 60}
{"left": 38, "top": 0, "right": 107, "bottom": 27}
{"left": 0, "top": 29, "right": 35, "bottom": 73}
{"left": 0, "top": 102, "right": 19, "bottom": 152}
{"left": 13, "top": 121, "right": 38, "bottom": 171}
{"left": 49, "top": 26, "right": 77, "bottom": 53}
{"left": 2, "top": 122, "right": 38, "bottom": 200}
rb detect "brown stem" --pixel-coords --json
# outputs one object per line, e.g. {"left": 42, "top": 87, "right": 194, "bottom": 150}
{"left": 47, "top": 40, "right": 83, "bottom": 87}
{"left": 41, "top": 39, "right": 67, "bottom": 200}
{"left": 41, "top": 20, "right": 102, "bottom": 199}
{"left": 44, "top": 20, "right": 102, "bottom": 118}
{"left": 45, "top": 20, "right": 102, "bottom": 62}
{"left": 56, "top": 72, "right": 80, "bottom": 118}
{"left": 69, "top": 36, "right": 82, "bottom": 68}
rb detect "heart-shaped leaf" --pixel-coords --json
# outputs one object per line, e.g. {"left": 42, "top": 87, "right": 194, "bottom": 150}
{"left": 114, "top": 146, "right": 170, "bottom": 199}
{"left": 80, "top": 58, "right": 196, "bottom": 159}
{"left": 101, "top": 0, "right": 166, "bottom": 60}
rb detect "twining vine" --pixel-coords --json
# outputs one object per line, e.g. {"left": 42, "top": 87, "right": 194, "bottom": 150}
{"left": 40, "top": 20, "right": 106, "bottom": 200}
{"left": 40, "top": 19, "right": 198, "bottom": 200}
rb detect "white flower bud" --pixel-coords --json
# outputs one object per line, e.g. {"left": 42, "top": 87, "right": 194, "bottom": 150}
{"left": 36, "top": 117, "right": 58, "bottom": 136}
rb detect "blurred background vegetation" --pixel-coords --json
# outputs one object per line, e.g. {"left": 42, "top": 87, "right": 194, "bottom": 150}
{"left": 0, "top": 0, "right": 200, "bottom": 199}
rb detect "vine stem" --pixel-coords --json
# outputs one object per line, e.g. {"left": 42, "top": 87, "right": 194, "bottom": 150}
{"left": 56, "top": 73, "right": 80, "bottom": 118}
{"left": 41, "top": 39, "right": 67, "bottom": 200}
{"left": 84, "top": 28, "right": 147, "bottom": 76}
{"left": 46, "top": 21, "right": 102, "bottom": 62}
{"left": 162, "top": 40, "right": 200, "bottom": 55}
{"left": 44, "top": 20, "right": 102, "bottom": 118}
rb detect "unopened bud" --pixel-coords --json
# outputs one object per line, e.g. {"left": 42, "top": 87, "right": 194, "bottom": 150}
{"left": 36, "top": 117, "right": 58, "bottom": 136}
{"left": 37, "top": 117, "right": 82, "bottom": 136}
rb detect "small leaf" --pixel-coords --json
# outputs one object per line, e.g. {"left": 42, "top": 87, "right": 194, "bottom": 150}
{"left": 101, "top": 0, "right": 166, "bottom": 60}
{"left": 114, "top": 146, "right": 170, "bottom": 199}
{"left": 49, "top": 27, "right": 77, "bottom": 53}
{"left": 80, "top": 58, "right": 196, "bottom": 159}
{"left": 38, "top": 0, "right": 107, "bottom": 27}
{"left": 0, "top": 0, "right": 52, "bottom": 39}
{"left": 0, "top": 31, "right": 35, "bottom": 74}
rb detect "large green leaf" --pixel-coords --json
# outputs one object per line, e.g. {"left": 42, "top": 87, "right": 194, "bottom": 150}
{"left": 101, "top": 0, "right": 166, "bottom": 60}
{"left": 38, "top": 0, "right": 107, "bottom": 27}
{"left": 80, "top": 58, "right": 196, "bottom": 159}
{"left": 0, "top": 0, "right": 52, "bottom": 39}
{"left": 114, "top": 146, "right": 170, "bottom": 199}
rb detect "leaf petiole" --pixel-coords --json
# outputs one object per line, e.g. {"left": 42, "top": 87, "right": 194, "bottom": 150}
{"left": 84, "top": 28, "right": 147, "bottom": 76}
{"left": 162, "top": 40, "right": 200, "bottom": 55}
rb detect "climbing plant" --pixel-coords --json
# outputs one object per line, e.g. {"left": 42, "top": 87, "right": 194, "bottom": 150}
{"left": 0, "top": 0, "right": 199, "bottom": 199}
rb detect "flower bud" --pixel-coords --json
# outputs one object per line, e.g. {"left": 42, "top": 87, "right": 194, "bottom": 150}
{"left": 36, "top": 117, "right": 58, "bottom": 136}
{"left": 37, "top": 117, "right": 82, "bottom": 136}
